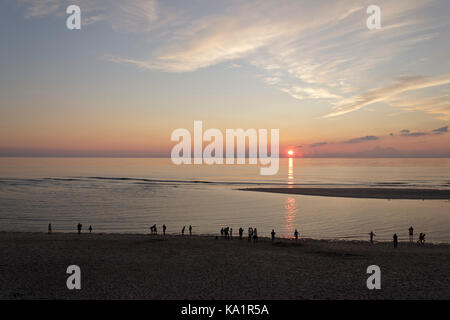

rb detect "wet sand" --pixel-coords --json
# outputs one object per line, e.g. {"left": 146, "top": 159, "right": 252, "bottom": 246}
{"left": 1, "top": 232, "right": 449, "bottom": 299}
{"left": 240, "top": 187, "right": 450, "bottom": 200}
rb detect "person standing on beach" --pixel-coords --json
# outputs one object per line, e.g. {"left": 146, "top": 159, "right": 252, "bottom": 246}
{"left": 163, "top": 224, "right": 166, "bottom": 236}
{"left": 77, "top": 223, "right": 82, "bottom": 234}
{"left": 253, "top": 228, "right": 258, "bottom": 243}
{"left": 239, "top": 227, "right": 243, "bottom": 240}
{"left": 294, "top": 229, "right": 299, "bottom": 241}
{"left": 271, "top": 229, "right": 276, "bottom": 242}
{"left": 89, "top": 225, "right": 92, "bottom": 233}
{"left": 230, "top": 228, "right": 233, "bottom": 239}
{"left": 369, "top": 231, "right": 376, "bottom": 244}
{"left": 393, "top": 233, "right": 398, "bottom": 248}
{"left": 189, "top": 225, "right": 192, "bottom": 236}
{"left": 221, "top": 228, "right": 224, "bottom": 239}
{"left": 248, "top": 227, "right": 253, "bottom": 242}
{"left": 182, "top": 226, "right": 185, "bottom": 236}
{"left": 409, "top": 226, "right": 414, "bottom": 243}
{"left": 48, "top": 223, "right": 52, "bottom": 234}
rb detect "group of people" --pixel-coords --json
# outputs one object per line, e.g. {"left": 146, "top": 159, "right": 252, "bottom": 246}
{"left": 47, "top": 223, "right": 92, "bottom": 234}
{"left": 370, "top": 226, "right": 426, "bottom": 248}
{"left": 217, "top": 227, "right": 300, "bottom": 243}
{"left": 150, "top": 224, "right": 165, "bottom": 235}
{"left": 220, "top": 227, "right": 233, "bottom": 239}
{"left": 48, "top": 222, "right": 427, "bottom": 248}
{"left": 147, "top": 224, "right": 302, "bottom": 243}
{"left": 219, "top": 227, "right": 259, "bottom": 242}
{"left": 247, "top": 227, "right": 258, "bottom": 242}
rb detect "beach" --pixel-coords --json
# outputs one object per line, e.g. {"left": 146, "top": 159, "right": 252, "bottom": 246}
{"left": 241, "top": 187, "right": 450, "bottom": 200}
{"left": 1, "top": 232, "right": 449, "bottom": 300}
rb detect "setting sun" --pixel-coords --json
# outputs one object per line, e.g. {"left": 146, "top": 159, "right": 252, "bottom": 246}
{"left": 288, "top": 150, "right": 294, "bottom": 156}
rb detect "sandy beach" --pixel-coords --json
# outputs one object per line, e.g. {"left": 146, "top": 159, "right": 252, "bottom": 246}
{"left": 1, "top": 232, "right": 449, "bottom": 300}
{"left": 241, "top": 187, "right": 450, "bottom": 200}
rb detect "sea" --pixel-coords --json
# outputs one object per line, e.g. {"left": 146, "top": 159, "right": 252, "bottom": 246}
{"left": 0, "top": 157, "right": 449, "bottom": 242}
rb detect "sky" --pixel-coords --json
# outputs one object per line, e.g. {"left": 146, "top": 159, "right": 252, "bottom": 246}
{"left": 0, "top": 0, "right": 449, "bottom": 157}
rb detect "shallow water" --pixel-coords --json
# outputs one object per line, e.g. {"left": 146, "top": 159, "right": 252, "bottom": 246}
{"left": 0, "top": 157, "right": 449, "bottom": 242}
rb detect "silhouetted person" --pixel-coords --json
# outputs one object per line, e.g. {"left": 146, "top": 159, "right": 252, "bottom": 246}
{"left": 294, "top": 229, "right": 299, "bottom": 241}
{"left": 418, "top": 233, "right": 426, "bottom": 245}
{"left": 253, "top": 228, "right": 258, "bottom": 242}
{"left": 409, "top": 226, "right": 414, "bottom": 243}
{"left": 48, "top": 223, "right": 52, "bottom": 234}
{"left": 224, "top": 227, "right": 229, "bottom": 239}
{"left": 369, "top": 231, "right": 376, "bottom": 244}
{"left": 89, "top": 225, "right": 92, "bottom": 233}
{"left": 77, "top": 223, "right": 82, "bottom": 234}
{"left": 271, "top": 229, "right": 275, "bottom": 242}
{"left": 230, "top": 228, "right": 233, "bottom": 239}
{"left": 189, "top": 225, "right": 192, "bottom": 236}
{"left": 238, "top": 227, "right": 243, "bottom": 240}
{"left": 393, "top": 233, "right": 398, "bottom": 248}
{"left": 182, "top": 226, "right": 185, "bottom": 236}
{"left": 248, "top": 227, "right": 253, "bottom": 242}
{"left": 221, "top": 228, "right": 224, "bottom": 239}
{"left": 163, "top": 224, "right": 166, "bottom": 236}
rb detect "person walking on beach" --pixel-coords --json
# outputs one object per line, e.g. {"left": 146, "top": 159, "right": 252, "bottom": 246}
{"left": 417, "top": 233, "right": 426, "bottom": 245}
{"left": 48, "top": 223, "right": 52, "bottom": 234}
{"left": 248, "top": 227, "right": 253, "bottom": 242}
{"left": 294, "top": 229, "right": 299, "bottom": 241}
{"left": 221, "top": 228, "right": 224, "bottom": 239}
{"left": 409, "top": 226, "right": 414, "bottom": 243}
{"left": 393, "top": 233, "right": 398, "bottom": 248}
{"left": 89, "top": 225, "right": 92, "bottom": 233}
{"left": 163, "top": 224, "right": 166, "bottom": 236}
{"left": 271, "top": 229, "right": 276, "bottom": 242}
{"left": 181, "top": 226, "right": 185, "bottom": 236}
{"left": 239, "top": 227, "right": 243, "bottom": 240}
{"left": 189, "top": 225, "right": 192, "bottom": 236}
{"left": 77, "top": 223, "right": 82, "bottom": 234}
{"left": 369, "top": 231, "right": 376, "bottom": 244}
{"left": 230, "top": 228, "right": 233, "bottom": 239}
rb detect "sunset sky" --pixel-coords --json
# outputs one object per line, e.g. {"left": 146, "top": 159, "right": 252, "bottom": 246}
{"left": 1, "top": 0, "right": 449, "bottom": 157}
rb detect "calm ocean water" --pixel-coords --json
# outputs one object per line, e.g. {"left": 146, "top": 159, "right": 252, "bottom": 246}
{"left": 0, "top": 158, "right": 449, "bottom": 242}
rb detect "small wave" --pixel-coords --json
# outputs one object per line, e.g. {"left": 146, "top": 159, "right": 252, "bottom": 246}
{"left": 374, "top": 182, "right": 409, "bottom": 185}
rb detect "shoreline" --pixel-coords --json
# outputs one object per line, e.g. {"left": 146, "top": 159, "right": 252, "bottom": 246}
{"left": 2, "top": 230, "right": 449, "bottom": 245}
{"left": 1, "top": 231, "right": 449, "bottom": 299}
{"left": 240, "top": 187, "right": 450, "bottom": 200}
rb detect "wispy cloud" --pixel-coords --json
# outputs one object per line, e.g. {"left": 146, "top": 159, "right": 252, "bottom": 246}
{"left": 325, "top": 76, "right": 450, "bottom": 118}
{"left": 18, "top": 0, "right": 450, "bottom": 121}
{"left": 19, "top": 0, "right": 60, "bottom": 18}
{"left": 399, "top": 125, "right": 448, "bottom": 136}
{"left": 310, "top": 142, "right": 328, "bottom": 148}
{"left": 432, "top": 126, "right": 448, "bottom": 134}
{"left": 307, "top": 125, "right": 448, "bottom": 149}
{"left": 343, "top": 135, "right": 379, "bottom": 144}
{"left": 19, "top": 0, "right": 158, "bottom": 31}
{"left": 102, "top": 0, "right": 447, "bottom": 97}
{"left": 388, "top": 94, "right": 450, "bottom": 120}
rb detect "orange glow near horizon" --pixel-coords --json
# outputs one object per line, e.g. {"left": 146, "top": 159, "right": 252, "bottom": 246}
{"left": 288, "top": 149, "right": 294, "bottom": 156}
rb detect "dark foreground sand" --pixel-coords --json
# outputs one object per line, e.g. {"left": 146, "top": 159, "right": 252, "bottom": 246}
{"left": 0, "top": 232, "right": 449, "bottom": 300}
{"left": 241, "top": 187, "right": 450, "bottom": 200}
